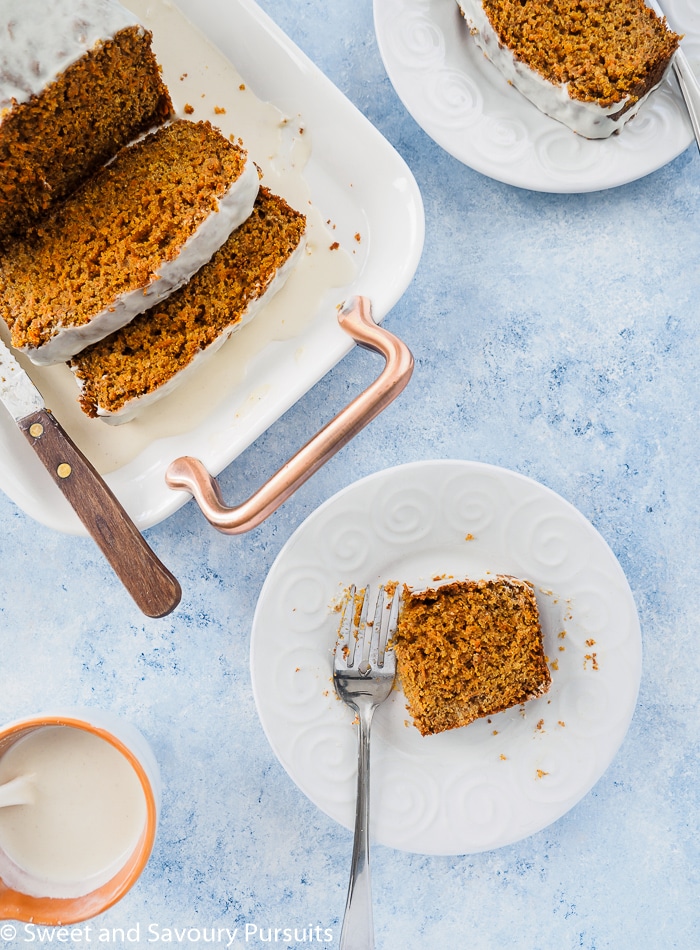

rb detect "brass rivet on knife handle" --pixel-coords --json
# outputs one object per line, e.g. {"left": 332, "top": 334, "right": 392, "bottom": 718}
{"left": 165, "top": 295, "right": 414, "bottom": 535}
{"left": 18, "top": 408, "right": 182, "bottom": 618}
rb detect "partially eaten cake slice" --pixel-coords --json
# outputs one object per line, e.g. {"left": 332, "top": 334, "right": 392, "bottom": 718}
{"left": 393, "top": 576, "right": 551, "bottom": 736}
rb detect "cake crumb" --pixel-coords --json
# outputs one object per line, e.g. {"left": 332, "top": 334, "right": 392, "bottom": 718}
{"left": 183, "top": 103, "right": 194, "bottom": 114}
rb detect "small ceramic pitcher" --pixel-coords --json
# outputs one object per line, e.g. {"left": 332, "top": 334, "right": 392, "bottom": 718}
{"left": 0, "top": 709, "right": 160, "bottom": 925}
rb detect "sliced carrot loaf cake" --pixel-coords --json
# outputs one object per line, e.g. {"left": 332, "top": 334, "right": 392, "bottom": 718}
{"left": 0, "top": 119, "right": 260, "bottom": 366}
{"left": 457, "top": 0, "right": 681, "bottom": 137}
{"left": 70, "top": 187, "right": 307, "bottom": 424}
{"left": 0, "top": 0, "right": 173, "bottom": 240}
{"left": 393, "top": 576, "right": 551, "bottom": 736}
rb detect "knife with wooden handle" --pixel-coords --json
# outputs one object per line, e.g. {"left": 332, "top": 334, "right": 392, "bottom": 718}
{"left": 0, "top": 339, "right": 181, "bottom": 618}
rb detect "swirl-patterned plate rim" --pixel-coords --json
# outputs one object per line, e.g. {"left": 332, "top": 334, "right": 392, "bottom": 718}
{"left": 250, "top": 460, "right": 642, "bottom": 854}
{"left": 372, "top": 0, "right": 696, "bottom": 193}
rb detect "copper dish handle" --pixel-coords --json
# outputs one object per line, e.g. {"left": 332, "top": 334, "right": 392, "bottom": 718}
{"left": 165, "top": 296, "right": 414, "bottom": 535}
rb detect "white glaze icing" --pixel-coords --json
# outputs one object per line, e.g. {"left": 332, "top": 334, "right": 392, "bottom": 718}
{"left": 74, "top": 236, "right": 308, "bottom": 425}
{"left": 0, "top": 0, "right": 139, "bottom": 114}
{"left": 456, "top": 0, "right": 671, "bottom": 139}
{"left": 23, "top": 155, "right": 260, "bottom": 367}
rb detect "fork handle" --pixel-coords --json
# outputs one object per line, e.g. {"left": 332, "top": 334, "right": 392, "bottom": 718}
{"left": 340, "top": 703, "right": 376, "bottom": 950}
{"left": 673, "top": 49, "right": 700, "bottom": 155}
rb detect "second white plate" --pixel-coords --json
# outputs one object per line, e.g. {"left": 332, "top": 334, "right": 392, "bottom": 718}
{"left": 251, "top": 460, "right": 642, "bottom": 854}
{"left": 373, "top": 0, "right": 696, "bottom": 192}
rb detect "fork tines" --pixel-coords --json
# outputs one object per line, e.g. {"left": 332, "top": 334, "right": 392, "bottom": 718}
{"left": 335, "top": 584, "right": 398, "bottom": 675}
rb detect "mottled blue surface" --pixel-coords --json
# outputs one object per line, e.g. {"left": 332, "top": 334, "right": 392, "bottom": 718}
{"left": 1, "top": 1, "right": 699, "bottom": 947}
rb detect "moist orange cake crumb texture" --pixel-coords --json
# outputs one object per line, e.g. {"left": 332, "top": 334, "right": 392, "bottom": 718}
{"left": 393, "top": 577, "right": 551, "bottom": 736}
{"left": 0, "top": 25, "right": 172, "bottom": 242}
{"left": 70, "top": 188, "right": 306, "bottom": 417}
{"left": 0, "top": 120, "right": 250, "bottom": 351}
{"left": 480, "top": 0, "right": 680, "bottom": 108}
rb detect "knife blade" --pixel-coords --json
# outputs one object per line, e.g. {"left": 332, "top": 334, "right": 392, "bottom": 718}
{"left": 0, "top": 338, "right": 181, "bottom": 618}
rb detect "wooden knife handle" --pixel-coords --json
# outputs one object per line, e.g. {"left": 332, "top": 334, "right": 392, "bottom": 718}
{"left": 19, "top": 409, "right": 181, "bottom": 618}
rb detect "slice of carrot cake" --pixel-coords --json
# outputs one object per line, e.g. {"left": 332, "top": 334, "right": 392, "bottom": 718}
{"left": 456, "top": 0, "right": 681, "bottom": 138}
{"left": 0, "top": 119, "right": 260, "bottom": 365}
{"left": 393, "top": 576, "right": 551, "bottom": 736}
{"left": 0, "top": 0, "right": 173, "bottom": 240}
{"left": 70, "top": 187, "right": 307, "bottom": 424}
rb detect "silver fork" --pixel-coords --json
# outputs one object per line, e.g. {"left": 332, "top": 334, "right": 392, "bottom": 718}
{"left": 672, "top": 49, "right": 700, "bottom": 153}
{"left": 647, "top": 0, "right": 700, "bottom": 153}
{"left": 333, "top": 584, "right": 398, "bottom": 950}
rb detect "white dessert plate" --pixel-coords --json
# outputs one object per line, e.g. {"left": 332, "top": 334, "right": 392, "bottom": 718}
{"left": 0, "top": 0, "right": 424, "bottom": 535}
{"left": 373, "top": 0, "right": 697, "bottom": 193}
{"left": 250, "top": 459, "right": 642, "bottom": 855}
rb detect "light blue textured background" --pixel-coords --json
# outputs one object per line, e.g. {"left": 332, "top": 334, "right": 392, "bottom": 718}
{"left": 1, "top": 1, "right": 699, "bottom": 948}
